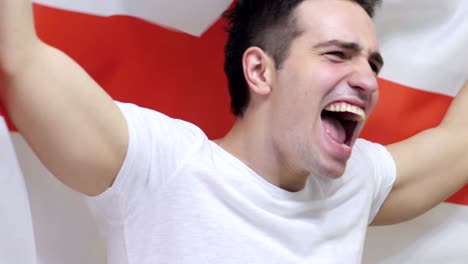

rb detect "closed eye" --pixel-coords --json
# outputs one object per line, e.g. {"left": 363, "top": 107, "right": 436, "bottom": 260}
{"left": 325, "top": 51, "right": 349, "bottom": 61}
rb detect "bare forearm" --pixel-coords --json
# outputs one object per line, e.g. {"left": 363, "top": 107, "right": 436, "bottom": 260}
{"left": 440, "top": 81, "right": 468, "bottom": 129}
{"left": 436, "top": 81, "right": 468, "bottom": 185}
{"left": 0, "top": 0, "right": 38, "bottom": 73}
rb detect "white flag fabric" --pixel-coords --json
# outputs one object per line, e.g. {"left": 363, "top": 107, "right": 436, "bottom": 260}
{"left": 1, "top": 0, "right": 467, "bottom": 263}
{"left": 34, "top": 0, "right": 232, "bottom": 36}
{"left": 364, "top": 203, "right": 468, "bottom": 263}
{"left": 10, "top": 134, "right": 106, "bottom": 264}
{"left": 0, "top": 118, "right": 37, "bottom": 264}
{"left": 375, "top": 0, "right": 468, "bottom": 96}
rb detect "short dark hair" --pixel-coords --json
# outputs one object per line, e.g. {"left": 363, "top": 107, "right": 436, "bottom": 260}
{"left": 223, "top": 0, "right": 382, "bottom": 116}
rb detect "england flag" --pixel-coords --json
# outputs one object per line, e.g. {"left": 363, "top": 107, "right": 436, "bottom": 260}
{"left": 1, "top": 0, "right": 467, "bottom": 263}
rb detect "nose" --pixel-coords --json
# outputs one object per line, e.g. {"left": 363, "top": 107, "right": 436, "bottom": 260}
{"left": 347, "top": 60, "right": 378, "bottom": 95}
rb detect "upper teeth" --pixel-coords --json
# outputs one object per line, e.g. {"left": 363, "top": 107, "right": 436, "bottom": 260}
{"left": 324, "top": 102, "right": 366, "bottom": 121}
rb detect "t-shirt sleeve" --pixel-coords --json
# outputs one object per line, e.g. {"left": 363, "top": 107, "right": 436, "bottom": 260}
{"left": 355, "top": 139, "right": 397, "bottom": 224}
{"left": 88, "top": 102, "right": 206, "bottom": 222}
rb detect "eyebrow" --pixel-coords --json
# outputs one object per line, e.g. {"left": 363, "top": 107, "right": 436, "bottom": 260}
{"left": 314, "top": 39, "right": 384, "bottom": 69}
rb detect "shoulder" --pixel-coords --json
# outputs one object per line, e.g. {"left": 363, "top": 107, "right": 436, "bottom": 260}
{"left": 346, "top": 138, "right": 396, "bottom": 181}
{"left": 351, "top": 138, "right": 392, "bottom": 161}
{"left": 116, "top": 101, "right": 207, "bottom": 140}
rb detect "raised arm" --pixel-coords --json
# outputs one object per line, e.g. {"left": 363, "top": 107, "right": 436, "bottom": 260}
{"left": 0, "top": 1, "right": 128, "bottom": 196}
{"left": 372, "top": 81, "right": 468, "bottom": 225}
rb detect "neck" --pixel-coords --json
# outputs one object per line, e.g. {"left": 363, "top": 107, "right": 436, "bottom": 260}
{"left": 214, "top": 111, "right": 309, "bottom": 192}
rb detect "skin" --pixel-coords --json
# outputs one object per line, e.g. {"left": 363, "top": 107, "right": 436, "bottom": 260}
{"left": 0, "top": 0, "right": 467, "bottom": 226}
{"left": 217, "top": 0, "right": 382, "bottom": 191}
{"left": 0, "top": 1, "right": 127, "bottom": 196}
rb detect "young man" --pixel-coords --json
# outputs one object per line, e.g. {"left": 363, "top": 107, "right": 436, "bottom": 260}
{"left": 0, "top": 0, "right": 467, "bottom": 263}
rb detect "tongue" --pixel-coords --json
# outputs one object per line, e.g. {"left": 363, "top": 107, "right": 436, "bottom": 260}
{"left": 322, "top": 115, "right": 346, "bottom": 144}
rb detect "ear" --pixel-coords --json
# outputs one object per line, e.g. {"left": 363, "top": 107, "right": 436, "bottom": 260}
{"left": 242, "top": 47, "right": 275, "bottom": 96}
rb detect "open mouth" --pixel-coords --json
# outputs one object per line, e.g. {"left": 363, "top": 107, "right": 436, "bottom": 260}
{"left": 320, "top": 102, "right": 366, "bottom": 146}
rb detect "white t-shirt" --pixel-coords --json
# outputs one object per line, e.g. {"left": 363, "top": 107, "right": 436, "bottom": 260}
{"left": 88, "top": 102, "right": 396, "bottom": 264}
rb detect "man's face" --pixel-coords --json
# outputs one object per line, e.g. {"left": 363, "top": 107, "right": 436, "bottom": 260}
{"left": 268, "top": 0, "right": 382, "bottom": 179}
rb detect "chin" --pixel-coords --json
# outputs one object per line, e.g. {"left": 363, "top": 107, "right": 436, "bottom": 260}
{"left": 323, "top": 169, "right": 345, "bottom": 179}
{"left": 317, "top": 160, "right": 348, "bottom": 179}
